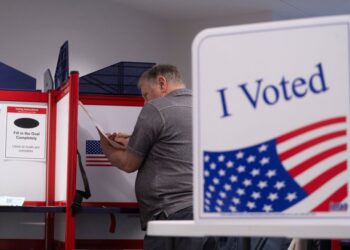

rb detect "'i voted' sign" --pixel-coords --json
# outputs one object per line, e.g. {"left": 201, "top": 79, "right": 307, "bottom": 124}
{"left": 193, "top": 16, "right": 350, "bottom": 220}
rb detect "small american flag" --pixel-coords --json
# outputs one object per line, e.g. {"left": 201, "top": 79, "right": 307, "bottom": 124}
{"left": 86, "top": 140, "right": 112, "bottom": 167}
{"left": 203, "top": 116, "right": 348, "bottom": 213}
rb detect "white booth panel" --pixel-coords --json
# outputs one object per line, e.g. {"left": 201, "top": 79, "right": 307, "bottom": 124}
{"left": 78, "top": 105, "right": 141, "bottom": 203}
{"left": 55, "top": 94, "right": 70, "bottom": 202}
{"left": 0, "top": 102, "right": 47, "bottom": 201}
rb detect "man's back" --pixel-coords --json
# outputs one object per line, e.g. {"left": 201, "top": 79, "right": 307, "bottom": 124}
{"left": 128, "top": 88, "right": 193, "bottom": 229}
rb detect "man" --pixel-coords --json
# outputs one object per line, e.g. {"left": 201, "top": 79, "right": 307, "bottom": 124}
{"left": 101, "top": 64, "right": 214, "bottom": 250}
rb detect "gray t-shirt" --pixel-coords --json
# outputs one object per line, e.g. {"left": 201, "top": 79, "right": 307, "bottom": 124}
{"left": 128, "top": 88, "right": 193, "bottom": 229}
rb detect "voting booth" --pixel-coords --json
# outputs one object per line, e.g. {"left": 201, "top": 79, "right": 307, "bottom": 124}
{"left": 148, "top": 15, "right": 350, "bottom": 239}
{"left": 78, "top": 95, "right": 143, "bottom": 206}
{"left": 0, "top": 90, "right": 49, "bottom": 249}
{"left": 0, "top": 72, "right": 79, "bottom": 250}
{"left": 0, "top": 37, "right": 146, "bottom": 249}
{"left": 49, "top": 72, "right": 145, "bottom": 249}
{"left": 74, "top": 95, "right": 145, "bottom": 249}
{"left": 0, "top": 71, "right": 145, "bottom": 250}
{"left": 0, "top": 39, "right": 147, "bottom": 249}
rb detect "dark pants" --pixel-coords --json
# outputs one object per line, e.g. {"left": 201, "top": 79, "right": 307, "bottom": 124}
{"left": 144, "top": 206, "right": 218, "bottom": 250}
{"left": 218, "top": 237, "right": 291, "bottom": 250}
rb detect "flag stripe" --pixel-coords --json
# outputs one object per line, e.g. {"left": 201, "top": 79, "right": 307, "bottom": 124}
{"left": 294, "top": 152, "right": 346, "bottom": 185}
{"left": 277, "top": 123, "right": 346, "bottom": 153}
{"left": 86, "top": 156, "right": 106, "bottom": 159}
{"left": 276, "top": 116, "right": 346, "bottom": 143}
{"left": 288, "top": 144, "right": 347, "bottom": 177}
{"left": 86, "top": 160, "right": 110, "bottom": 162}
{"left": 284, "top": 172, "right": 347, "bottom": 213}
{"left": 279, "top": 130, "right": 346, "bottom": 161}
{"left": 311, "top": 184, "right": 348, "bottom": 212}
{"left": 86, "top": 164, "right": 113, "bottom": 167}
{"left": 281, "top": 137, "right": 346, "bottom": 171}
{"left": 303, "top": 161, "right": 347, "bottom": 194}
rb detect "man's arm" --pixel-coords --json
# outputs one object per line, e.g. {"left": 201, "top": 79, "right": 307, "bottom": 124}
{"left": 102, "top": 103, "right": 162, "bottom": 172}
{"left": 100, "top": 136, "right": 143, "bottom": 173}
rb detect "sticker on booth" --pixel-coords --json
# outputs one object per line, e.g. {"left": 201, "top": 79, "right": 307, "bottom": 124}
{"left": 5, "top": 106, "right": 47, "bottom": 160}
{"left": 194, "top": 17, "right": 350, "bottom": 219}
{"left": 85, "top": 140, "right": 112, "bottom": 167}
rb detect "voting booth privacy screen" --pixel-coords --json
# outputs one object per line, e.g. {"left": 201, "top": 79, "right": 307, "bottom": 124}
{"left": 78, "top": 103, "right": 142, "bottom": 204}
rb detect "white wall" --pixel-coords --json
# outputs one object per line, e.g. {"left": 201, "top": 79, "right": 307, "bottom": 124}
{"left": 0, "top": 0, "right": 274, "bottom": 90}
{"left": 0, "top": 0, "right": 272, "bottom": 89}
{"left": 168, "top": 12, "right": 274, "bottom": 86}
{"left": 0, "top": 0, "right": 172, "bottom": 90}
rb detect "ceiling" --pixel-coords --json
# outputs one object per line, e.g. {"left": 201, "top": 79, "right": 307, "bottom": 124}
{"left": 112, "top": 0, "right": 350, "bottom": 22}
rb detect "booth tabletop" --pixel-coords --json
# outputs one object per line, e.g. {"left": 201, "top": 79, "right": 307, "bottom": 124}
{"left": 0, "top": 206, "right": 139, "bottom": 214}
{"left": 80, "top": 206, "right": 139, "bottom": 214}
{"left": 0, "top": 206, "right": 66, "bottom": 213}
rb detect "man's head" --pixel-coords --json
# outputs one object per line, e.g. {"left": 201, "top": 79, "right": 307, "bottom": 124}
{"left": 138, "top": 64, "right": 185, "bottom": 103}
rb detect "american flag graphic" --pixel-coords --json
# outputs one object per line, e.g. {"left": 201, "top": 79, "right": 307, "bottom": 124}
{"left": 86, "top": 140, "right": 112, "bottom": 167}
{"left": 203, "top": 116, "right": 348, "bottom": 213}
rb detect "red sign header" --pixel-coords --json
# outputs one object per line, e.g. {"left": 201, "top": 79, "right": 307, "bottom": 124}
{"left": 7, "top": 106, "right": 47, "bottom": 114}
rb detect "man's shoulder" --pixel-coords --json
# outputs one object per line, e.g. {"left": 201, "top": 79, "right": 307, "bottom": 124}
{"left": 149, "top": 88, "right": 192, "bottom": 110}
{"left": 147, "top": 97, "right": 168, "bottom": 110}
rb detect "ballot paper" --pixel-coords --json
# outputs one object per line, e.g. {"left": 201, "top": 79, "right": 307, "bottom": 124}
{"left": 78, "top": 101, "right": 125, "bottom": 149}
{"left": 0, "top": 196, "right": 25, "bottom": 206}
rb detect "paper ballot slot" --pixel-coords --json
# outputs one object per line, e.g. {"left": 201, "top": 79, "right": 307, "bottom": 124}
{"left": 148, "top": 15, "right": 350, "bottom": 239}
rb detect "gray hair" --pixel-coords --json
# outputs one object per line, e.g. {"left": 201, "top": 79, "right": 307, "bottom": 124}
{"left": 138, "top": 64, "right": 183, "bottom": 87}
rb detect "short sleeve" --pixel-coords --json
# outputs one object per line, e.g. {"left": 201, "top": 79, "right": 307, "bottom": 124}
{"left": 128, "top": 103, "right": 164, "bottom": 157}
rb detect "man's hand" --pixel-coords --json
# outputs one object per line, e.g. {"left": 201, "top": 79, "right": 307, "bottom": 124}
{"left": 100, "top": 134, "right": 119, "bottom": 158}
{"left": 107, "top": 132, "right": 130, "bottom": 148}
{"left": 100, "top": 131, "right": 143, "bottom": 173}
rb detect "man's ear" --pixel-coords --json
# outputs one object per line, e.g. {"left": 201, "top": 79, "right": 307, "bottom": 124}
{"left": 157, "top": 76, "right": 168, "bottom": 93}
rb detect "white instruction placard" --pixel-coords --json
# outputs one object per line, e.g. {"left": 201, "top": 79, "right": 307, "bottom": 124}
{"left": 5, "top": 106, "right": 47, "bottom": 160}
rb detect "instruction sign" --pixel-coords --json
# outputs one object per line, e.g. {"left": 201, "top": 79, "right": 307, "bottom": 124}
{"left": 193, "top": 16, "right": 350, "bottom": 220}
{"left": 5, "top": 106, "right": 47, "bottom": 160}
